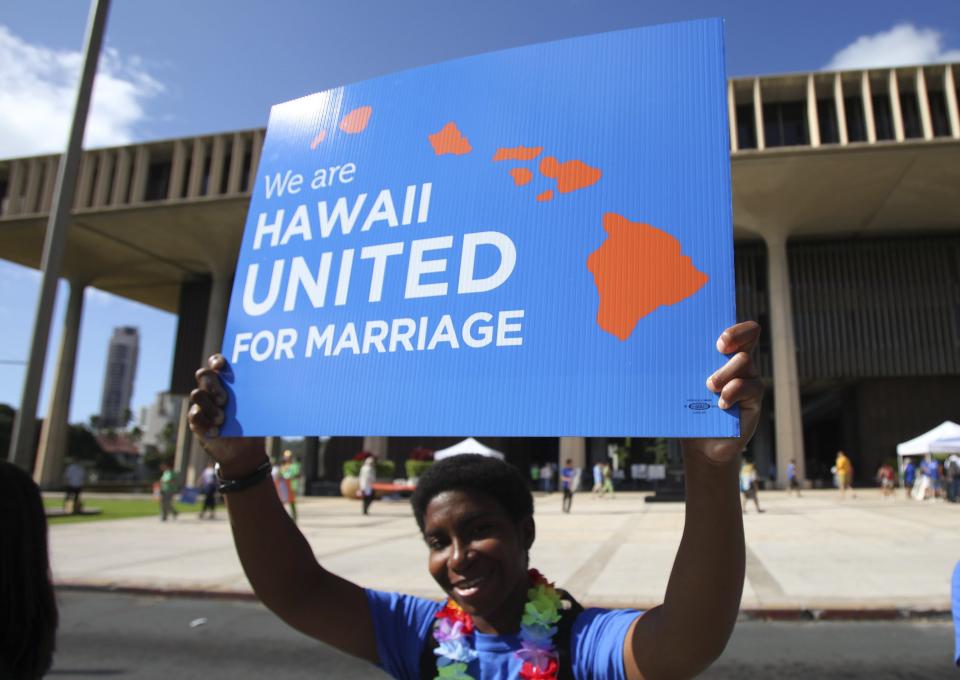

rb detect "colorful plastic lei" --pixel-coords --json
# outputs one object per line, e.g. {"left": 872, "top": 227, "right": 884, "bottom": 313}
{"left": 432, "top": 569, "right": 564, "bottom": 680}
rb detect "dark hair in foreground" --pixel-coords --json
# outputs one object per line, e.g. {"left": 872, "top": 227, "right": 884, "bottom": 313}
{"left": 411, "top": 454, "right": 533, "bottom": 532}
{"left": 0, "top": 461, "right": 58, "bottom": 679}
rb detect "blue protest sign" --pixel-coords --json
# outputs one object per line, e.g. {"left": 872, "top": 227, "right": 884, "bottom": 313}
{"left": 220, "top": 18, "right": 737, "bottom": 438}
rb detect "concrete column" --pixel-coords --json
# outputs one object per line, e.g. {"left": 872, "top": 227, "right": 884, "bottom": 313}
{"left": 186, "top": 138, "right": 207, "bottom": 198}
{"left": 558, "top": 437, "right": 586, "bottom": 473}
{"left": 40, "top": 156, "right": 59, "bottom": 213}
{"left": 916, "top": 67, "right": 934, "bottom": 140}
{"left": 833, "top": 73, "right": 849, "bottom": 145}
{"left": 34, "top": 280, "right": 86, "bottom": 488}
{"left": 129, "top": 146, "right": 150, "bottom": 203}
{"left": 806, "top": 74, "right": 820, "bottom": 147}
{"left": 752, "top": 78, "right": 766, "bottom": 150}
{"left": 362, "top": 436, "right": 388, "bottom": 458}
{"left": 173, "top": 394, "right": 192, "bottom": 480}
{"left": 73, "top": 153, "right": 95, "bottom": 209}
{"left": 111, "top": 147, "right": 131, "bottom": 205}
{"left": 186, "top": 270, "right": 233, "bottom": 486}
{"left": 23, "top": 158, "right": 42, "bottom": 214}
{"left": 247, "top": 129, "right": 264, "bottom": 193}
{"left": 226, "top": 133, "right": 246, "bottom": 194}
{"left": 168, "top": 139, "right": 188, "bottom": 200}
{"left": 208, "top": 135, "right": 226, "bottom": 197}
{"left": 861, "top": 72, "right": 877, "bottom": 143}
{"left": 888, "top": 69, "right": 905, "bottom": 142}
{"left": 91, "top": 149, "right": 114, "bottom": 207}
{"left": 727, "top": 80, "right": 738, "bottom": 152}
{"left": 944, "top": 66, "right": 960, "bottom": 139}
{"left": 5, "top": 159, "right": 24, "bottom": 215}
{"left": 765, "top": 234, "right": 806, "bottom": 485}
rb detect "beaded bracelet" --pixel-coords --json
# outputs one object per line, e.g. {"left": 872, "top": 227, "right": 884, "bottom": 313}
{"left": 215, "top": 459, "right": 272, "bottom": 494}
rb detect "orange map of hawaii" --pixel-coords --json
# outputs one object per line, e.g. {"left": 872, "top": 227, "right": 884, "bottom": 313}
{"left": 587, "top": 213, "right": 709, "bottom": 340}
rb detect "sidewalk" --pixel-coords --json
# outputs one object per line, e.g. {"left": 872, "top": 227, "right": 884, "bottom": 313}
{"left": 49, "top": 489, "right": 959, "bottom": 613}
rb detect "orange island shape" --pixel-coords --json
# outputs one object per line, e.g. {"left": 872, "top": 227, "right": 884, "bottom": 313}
{"left": 587, "top": 213, "right": 709, "bottom": 340}
{"left": 428, "top": 122, "right": 472, "bottom": 156}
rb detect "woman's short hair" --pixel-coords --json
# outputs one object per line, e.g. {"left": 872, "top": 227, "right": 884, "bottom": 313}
{"left": 410, "top": 454, "right": 533, "bottom": 532}
{"left": 0, "top": 461, "right": 58, "bottom": 679}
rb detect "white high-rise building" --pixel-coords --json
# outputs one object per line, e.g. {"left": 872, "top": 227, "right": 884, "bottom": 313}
{"left": 138, "top": 391, "right": 182, "bottom": 451}
{"left": 99, "top": 327, "right": 140, "bottom": 429}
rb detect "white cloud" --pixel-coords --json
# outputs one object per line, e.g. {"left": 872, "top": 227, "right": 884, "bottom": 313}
{"left": 0, "top": 25, "right": 163, "bottom": 158}
{"left": 825, "top": 23, "right": 960, "bottom": 70}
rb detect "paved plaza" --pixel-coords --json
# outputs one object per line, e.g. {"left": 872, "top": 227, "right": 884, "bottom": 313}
{"left": 50, "top": 489, "right": 960, "bottom": 612}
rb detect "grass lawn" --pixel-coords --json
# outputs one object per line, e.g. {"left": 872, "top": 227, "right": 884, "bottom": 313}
{"left": 44, "top": 497, "right": 198, "bottom": 524}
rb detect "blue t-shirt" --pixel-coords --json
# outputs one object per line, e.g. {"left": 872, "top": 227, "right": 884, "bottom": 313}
{"left": 562, "top": 467, "right": 575, "bottom": 490}
{"left": 904, "top": 462, "right": 916, "bottom": 484}
{"left": 365, "top": 589, "right": 640, "bottom": 680}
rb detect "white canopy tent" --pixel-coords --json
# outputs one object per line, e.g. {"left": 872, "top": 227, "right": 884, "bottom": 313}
{"left": 928, "top": 437, "right": 960, "bottom": 454}
{"left": 434, "top": 437, "right": 505, "bottom": 461}
{"left": 896, "top": 421, "right": 960, "bottom": 457}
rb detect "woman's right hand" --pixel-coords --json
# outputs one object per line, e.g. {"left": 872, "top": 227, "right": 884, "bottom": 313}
{"left": 189, "top": 354, "right": 266, "bottom": 478}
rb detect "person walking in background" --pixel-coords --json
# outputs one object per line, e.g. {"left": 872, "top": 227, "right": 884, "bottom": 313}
{"left": 876, "top": 462, "right": 896, "bottom": 498}
{"left": 835, "top": 450, "right": 854, "bottom": 499}
{"left": 903, "top": 457, "right": 918, "bottom": 499}
{"left": 0, "top": 461, "right": 58, "bottom": 679}
{"left": 199, "top": 463, "right": 218, "bottom": 519}
{"left": 358, "top": 454, "right": 376, "bottom": 515}
{"left": 272, "top": 455, "right": 298, "bottom": 523}
{"left": 540, "top": 462, "right": 554, "bottom": 493}
{"left": 63, "top": 459, "right": 85, "bottom": 514}
{"left": 591, "top": 461, "right": 603, "bottom": 495}
{"left": 560, "top": 459, "right": 578, "bottom": 513}
{"left": 600, "top": 462, "right": 616, "bottom": 498}
{"left": 740, "top": 459, "right": 764, "bottom": 513}
{"left": 158, "top": 462, "right": 180, "bottom": 521}
{"left": 786, "top": 459, "right": 801, "bottom": 497}
{"left": 946, "top": 453, "right": 960, "bottom": 503}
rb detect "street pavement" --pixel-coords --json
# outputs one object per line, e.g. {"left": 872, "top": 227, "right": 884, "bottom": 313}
{"left": 49, "top": 489, "right": 960, "bottom": 612}
{"left": 53, "top": 590, "right": 957, "bottom": 679}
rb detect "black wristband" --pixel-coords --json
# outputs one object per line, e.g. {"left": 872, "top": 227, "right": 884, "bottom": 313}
{"left": 216, "top": 459, "right": 272, "bottom": 495}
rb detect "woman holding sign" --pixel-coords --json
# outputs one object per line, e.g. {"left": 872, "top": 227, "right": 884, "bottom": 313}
{"left": 189, "top": 321, "right": 762, "bottom": 679}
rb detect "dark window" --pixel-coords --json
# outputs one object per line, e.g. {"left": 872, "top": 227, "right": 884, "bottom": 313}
{"left": 144, "top": 160, "right": 171, "bottom": 201}
{"left": 872, "top": 94, "right": 895, "bottom": 140}
{"left": 240, "top": 151, "right": 252, "bottom": 193}
{"left": 844, "top": 96, "right": 867, "bottom": 141}
{"left": 735, "top": 104, "right": 757, "bottom": 149}
{"left": 178, "top": 157, "right": 192, "bottom": 199}
{"left": 928, "top": 90, "right": 951, "bottom": 137}
{"left": 201, "top": 156, "right": 212, "bottom": 195}
{"left": 763, "top": 100, "right": 808, "bottom": 147}
{"left": 220, "top": 152, "right": 232, "bottom": 194}
{"left": 0, "top": 178, "right": 8, "bottom": 215}
{"left": 817, "top": 98, "right": 840, "bottom": 144}
{"left": 899, "top": 92, "right": 923, "bottom": 138}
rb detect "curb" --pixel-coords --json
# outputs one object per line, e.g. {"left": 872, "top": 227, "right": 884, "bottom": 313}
{"left": 56, "top": 582, "right": 951, "bottom": 620}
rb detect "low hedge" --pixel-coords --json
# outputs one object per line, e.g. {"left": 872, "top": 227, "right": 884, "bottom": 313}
{"left": 405, "top": 459, "right": 434, "bottom": 479}
{"left": 343, "top": 459, "right": 396, "bottom": 479}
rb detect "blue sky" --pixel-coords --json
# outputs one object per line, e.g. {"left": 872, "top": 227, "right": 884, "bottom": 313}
{"left": 1, "top": 0, "right": 959, "bottom": 426}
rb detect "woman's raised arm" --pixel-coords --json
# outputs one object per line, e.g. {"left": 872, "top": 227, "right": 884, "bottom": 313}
{"left": 189, "top": 354, "right": 378, "bottom": 663}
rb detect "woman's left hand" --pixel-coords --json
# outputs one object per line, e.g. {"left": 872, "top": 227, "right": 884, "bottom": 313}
{"left": 682, "top": 321, "right": 763, "bottom": 466}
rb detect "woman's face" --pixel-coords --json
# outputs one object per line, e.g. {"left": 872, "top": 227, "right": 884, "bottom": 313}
{"left": 422, "top": 488, "right": 534, "bottom": 632}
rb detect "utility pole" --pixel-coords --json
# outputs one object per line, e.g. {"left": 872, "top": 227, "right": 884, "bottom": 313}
{"left": 7, "top": 0, "right": 112, "bottom": 469}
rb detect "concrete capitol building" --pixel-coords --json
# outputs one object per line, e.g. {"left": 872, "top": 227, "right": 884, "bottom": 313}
{"left": 2, "top": 60, "right": 959, "bottom": 490}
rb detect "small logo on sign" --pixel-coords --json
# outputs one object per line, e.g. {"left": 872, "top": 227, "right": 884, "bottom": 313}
{"left": 686, "top": 399, "right": 712, "bottom": 413}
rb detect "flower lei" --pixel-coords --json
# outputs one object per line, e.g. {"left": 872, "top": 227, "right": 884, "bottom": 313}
{"left": 432, "top": 569, "right": 564, "bottom": 680}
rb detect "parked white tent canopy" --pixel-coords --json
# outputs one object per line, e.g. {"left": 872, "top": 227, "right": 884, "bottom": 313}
{"left": 434, "top": 437, "right": 505, "bottom": 461}
{"left": 896, "top": 421, "right": 960, "bottom": 456}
